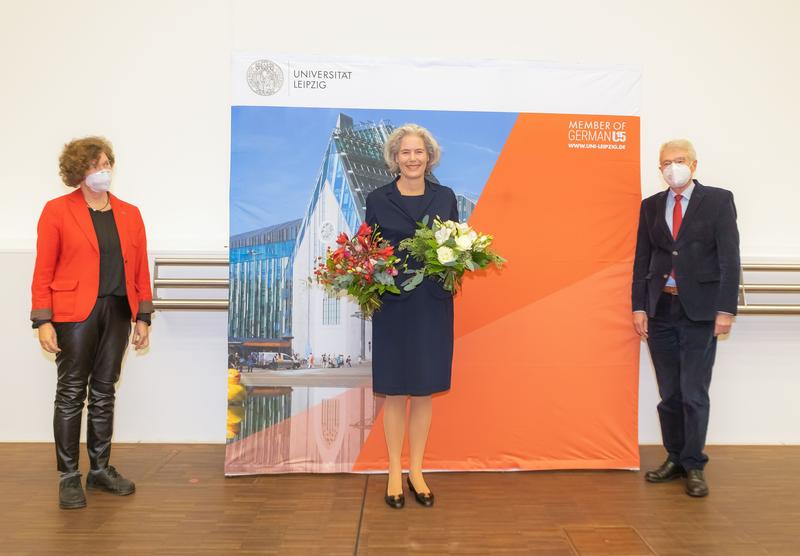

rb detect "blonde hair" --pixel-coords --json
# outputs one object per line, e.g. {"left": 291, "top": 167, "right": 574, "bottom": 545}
{"left": 383, "top": 124, "right": 441, "bottom": 174}
{"left": 659, "top": 139, "right": 697, "bottom": 162}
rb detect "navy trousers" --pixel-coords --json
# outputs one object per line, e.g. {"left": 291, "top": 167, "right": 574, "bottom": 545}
{"left": 647, "top": 292, "right": 717, "bottom": 470}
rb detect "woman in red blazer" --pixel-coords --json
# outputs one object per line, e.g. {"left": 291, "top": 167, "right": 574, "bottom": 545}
{"left": 31, "top": 137, "right": 153, "bottom": 510}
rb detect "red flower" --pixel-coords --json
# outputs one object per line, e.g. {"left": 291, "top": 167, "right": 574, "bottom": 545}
{"left": 357, "top": 222, "right": 371, "bottom": 238}
{"left": 374, "top": 245, "right": 394, "bottom": 258}
{"left": 336, "top": 232, "right": 349, "bottom": 245}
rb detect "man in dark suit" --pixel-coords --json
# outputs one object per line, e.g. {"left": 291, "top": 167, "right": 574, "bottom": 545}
{"left": 632, "top": 139, "right": 740, "bottom": 497}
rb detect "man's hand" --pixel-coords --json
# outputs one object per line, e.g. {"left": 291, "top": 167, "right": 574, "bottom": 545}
{"left": 132, "top": 321, "right": 150, "bottom": 350}
{"left": 714, "top": 313, "right": 734, "bottom": 336}
{"left": 38, "top": 322, "right": 61, "bottom": 353}
{"left": 632, "top": 312, "right": 648, "bottom": 339}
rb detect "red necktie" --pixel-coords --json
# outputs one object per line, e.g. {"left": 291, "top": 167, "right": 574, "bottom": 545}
{"left": 672, "top": 194, "right": 683, "bottom": 240}
{"left": 670, "top": 194, "right": 683, "bottom": 280}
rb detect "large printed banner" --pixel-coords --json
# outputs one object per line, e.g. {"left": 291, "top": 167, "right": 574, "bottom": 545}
{"left": 226, "top": 54, "right": 642, "bottom": 475}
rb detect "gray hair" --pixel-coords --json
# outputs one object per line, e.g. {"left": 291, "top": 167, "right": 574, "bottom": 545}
{"left": 659, "top": 139, "right": 697, "bottom": 162}
{"left": 383, "top": 124, "right": 441, "bottom": 174}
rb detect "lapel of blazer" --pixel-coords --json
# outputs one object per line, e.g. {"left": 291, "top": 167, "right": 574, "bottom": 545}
{"left": 419, "top": 179, "right": 440, "bottom": 222}
{"left": 109, "top": 193, "right": 129, "bottom": 262}
{"left": 385, "top": 179, "right": 412, "bottom": 222}
{"left": 654, "top": 190, "right": 673, "bottom": 242}
{"left": 385, "top": 178, "right": 440, "bottom": 224}
{"left": 676, "top": 181, "right": 705, "bottom": 243}
{"left": 66, "top": 189, "right": 99, "bottom": 253}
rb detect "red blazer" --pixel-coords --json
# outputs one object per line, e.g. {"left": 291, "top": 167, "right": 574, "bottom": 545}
{"left": 31, "top": 189, "right": 153, "bottom": 323}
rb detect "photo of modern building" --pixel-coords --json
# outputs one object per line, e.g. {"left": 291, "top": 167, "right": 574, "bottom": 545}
{"left": 228, "top": 112, "right": 478, "bottom": 368}
{"left": 226, "top": 107, "right": 513, "bottom": 468}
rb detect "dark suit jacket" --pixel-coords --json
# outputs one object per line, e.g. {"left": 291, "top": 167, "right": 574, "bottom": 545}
{"left": 631, "top": 180, "right": 741, "bottom": 321}
{"left": 365, "top": 178, "right": 460, "bottom": 301}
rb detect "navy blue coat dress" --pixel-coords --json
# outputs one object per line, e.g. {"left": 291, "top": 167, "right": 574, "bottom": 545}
{"left": 365, "top": 178, "right": 460, "bottom": 396}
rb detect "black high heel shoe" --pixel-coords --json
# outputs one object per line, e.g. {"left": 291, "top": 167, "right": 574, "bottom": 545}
{"left": 406, "top": 476, "right": 434, "bottom": 507}
{"left": 385, "top": 492, "right": 405, "bottom": 509}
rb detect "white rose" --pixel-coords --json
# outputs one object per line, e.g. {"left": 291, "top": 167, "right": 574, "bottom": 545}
{"left": 436, "top": 246, "right": 456, "bottom": 265}
{"left": 454, "top": 231, "right": 476, "bottom": 251}
{"left": 444, "top": 220, "right": 458, "bottom": 231}
{"left": 434, "top": 226, "right": 451, "bottom": 245}
{"left": 456, "top": 222, "right": 471, "bottom": 234}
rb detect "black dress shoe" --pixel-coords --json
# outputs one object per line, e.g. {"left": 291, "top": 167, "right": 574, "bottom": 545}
{"left": 645, "top": 459, "right": 687, "bottom": 483}
{"left": 686, "top": 469, "right": 709, "bottom": 497}
{"left": 86, "top": 466, "right": 135, "bottom": 495}
{"left": 384, "top": 492, "right": 405, "bottom": 509}
{"left": 59, "top": 475, "right": 87, "bottom": 509}
{"left": 407, "top": 477, "right": 434, "bottom": 507}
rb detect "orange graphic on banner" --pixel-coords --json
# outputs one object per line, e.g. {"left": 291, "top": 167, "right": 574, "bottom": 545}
{"left": 353, "top": 112, "right": 642, "bottom": 471}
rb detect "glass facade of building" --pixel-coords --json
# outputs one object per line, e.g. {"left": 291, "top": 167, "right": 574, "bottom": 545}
{"left": 229, "top": 219, "right": 300, "bottom": 341}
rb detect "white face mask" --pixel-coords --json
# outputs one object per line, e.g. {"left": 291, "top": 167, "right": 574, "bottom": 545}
{"left": 662, "top": 163, "right": 692, "bottom": 189}
{"left": 85, "top": 170, "right": 112, "bottom": 193}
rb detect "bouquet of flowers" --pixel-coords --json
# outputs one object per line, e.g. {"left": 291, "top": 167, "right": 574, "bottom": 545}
{"left": 399, "top": 216, "right": 505, "bottom": 293}
{"left": 314, "top": 222, "right": 401, "bottom": 318}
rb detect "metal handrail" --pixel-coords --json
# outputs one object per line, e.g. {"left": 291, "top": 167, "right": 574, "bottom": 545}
{"left": 739, "top": 262, "right": 800, "bottom": 315}
{"left": 150, "top": 258, "right": 800, "bottom": 315}
{"left": 153, "top": 299, "right": 229, "bottom": 310}
{"left": 154, "top": 278, "right": 229, "bottom": 288}
{"left": 737, "top": 305, "right": 800, "bottom": 315}
{"left": 739, "top": 284, "right": 800, "bottom": 293}
{"left": 153, "top": 257, "right": 229, "bottom": 311}
{"left": 154, "top": 258, "right": 229, "bottom": 266}
{"left": 742, "top": 263, "right": 800, "bottom": 272}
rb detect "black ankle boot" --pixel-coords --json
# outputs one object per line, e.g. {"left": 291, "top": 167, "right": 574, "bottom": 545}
{"left": 86, "top": 466, "right": 135, "bottom": 495}
{"left": 59, "top": 475, "right": 87, "bottom": 509}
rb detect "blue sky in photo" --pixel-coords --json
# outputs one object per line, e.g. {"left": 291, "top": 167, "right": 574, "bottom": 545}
{"left": 230, "top": 106, "right": 518, "bottom": 236}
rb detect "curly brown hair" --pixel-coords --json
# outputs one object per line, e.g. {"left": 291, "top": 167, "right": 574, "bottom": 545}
{"left": 59, "top": 136, "right": 115, "bottom": 187}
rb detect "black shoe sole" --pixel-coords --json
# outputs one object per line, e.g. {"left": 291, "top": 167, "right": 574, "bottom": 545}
{"left": 86, "top": 484, "right": 135, "bottom": 496}
{"left": 645, "top": 472, "right": 687, "bottom": 483}
{"left": 686, "top": 488, "right": 709, "bottom": 497}
{"left": 59, "top": 500, "right": 87, "bottom": 509}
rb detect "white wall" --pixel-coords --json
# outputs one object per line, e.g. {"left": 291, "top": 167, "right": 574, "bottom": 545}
{"left": 1, "top": 0, "right": 798, "bottom": 443}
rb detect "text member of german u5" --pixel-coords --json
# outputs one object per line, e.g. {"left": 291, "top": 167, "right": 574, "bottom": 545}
{"left": 365, "top": 124, "right": 459, "bottom": 510}
{"left": 631, "top": 139, "right": 740, "bottom": 498}
{"left": 30, "top": 137, "right": 153, "bottom": 510}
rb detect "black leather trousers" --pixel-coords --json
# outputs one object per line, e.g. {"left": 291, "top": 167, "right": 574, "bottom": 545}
{"left": 53, "top": 296, "right": 131, "bottom": 473}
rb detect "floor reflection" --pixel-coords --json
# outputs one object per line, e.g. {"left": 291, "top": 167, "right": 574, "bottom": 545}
{"left": 225, "top": 383, "right": 382, "bottom": 475}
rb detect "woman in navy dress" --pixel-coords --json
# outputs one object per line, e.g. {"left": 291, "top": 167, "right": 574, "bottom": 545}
{"left": 365, "top": 124, "right": 459, "bottom": 509}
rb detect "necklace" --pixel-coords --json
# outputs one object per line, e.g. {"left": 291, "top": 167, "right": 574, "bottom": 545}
{"left": 87, "top": 194, "right": 110, "bottom": 212}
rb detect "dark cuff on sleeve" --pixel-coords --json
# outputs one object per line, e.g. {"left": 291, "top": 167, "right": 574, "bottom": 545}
{"left": 136, "top": 313, "right": 152, "bottom": 326}
{"left": 138, "top": 300, "right": 154, "bottom": 314}
{"left": 30, "top": 308, "right": 53, "bottom": 321}
{"left": 32, "top": 319, "right": 52, "bottom": 329}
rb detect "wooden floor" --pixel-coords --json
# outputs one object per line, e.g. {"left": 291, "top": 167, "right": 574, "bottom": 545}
{"left": 1, "top": 445, "right": 799, "bottom": 555}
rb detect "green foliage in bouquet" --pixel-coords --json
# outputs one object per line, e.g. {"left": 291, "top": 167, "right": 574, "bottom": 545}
{"left": 398, "top": 216, "right": 506, "bottom": 293}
